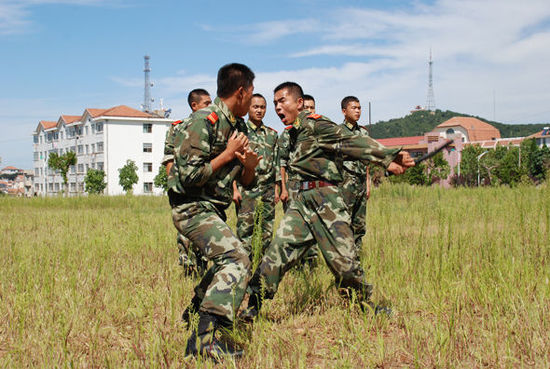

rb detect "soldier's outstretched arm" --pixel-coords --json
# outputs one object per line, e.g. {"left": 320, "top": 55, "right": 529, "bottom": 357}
{"left": 314, "top": 119, "right": 401, "bottom": 168}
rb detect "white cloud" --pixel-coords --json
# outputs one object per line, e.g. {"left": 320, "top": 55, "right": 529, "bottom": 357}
{"left": 0, "top": 0, "right": 118, "bottom": 34}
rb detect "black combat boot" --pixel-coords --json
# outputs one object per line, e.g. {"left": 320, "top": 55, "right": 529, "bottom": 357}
{"left": 239, "top": 292, "right": 262, "bottom": 323}
{"left": 182, "top": 294, "right": 202, "bottom": 325}
{"left": 185, "top": 311, "right": 243, "bottom": 361}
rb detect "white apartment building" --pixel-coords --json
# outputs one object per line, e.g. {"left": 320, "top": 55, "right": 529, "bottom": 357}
{"left": 33, "top": 105, "right": 173, "bottom": 196}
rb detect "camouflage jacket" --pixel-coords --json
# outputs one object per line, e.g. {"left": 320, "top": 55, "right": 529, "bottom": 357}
{"left": 277, "top": 128, "right": 300, "bottom": 183}
{"left": 164, "top": 116, "right": 192, "bottom": 193}
{"left": 241, "top": 120, "right": 279, "bottom": 191}
{"left": 172, "top": 97, "right": 249, "bottom": 209}
{"left": 340, "top": 120, "right": 370, "bottom": 183}
{"left": 285, "top": 111, "right": 400, "bottom": 184}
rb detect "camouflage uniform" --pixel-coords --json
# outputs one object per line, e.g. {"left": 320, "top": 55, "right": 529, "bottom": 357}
{"left": 277, "top": 129, "right": 300, "bottom": 212}
{"left": 235, "top": 120, "right": 279, "bottom": 258}
{"left": 248, "top": 111, "right": 400, "bottom": 304}
{"left": 169, "top": 97, "right": 252, "bottom": 322}
{"left": 340, "top": 120, "right": 370, "bottom": 255}
{"left": 279, "top": 127, "right": 319, "bottom": 265}
{"left": 163, "top": 118, "right": 207, "bottom": 275}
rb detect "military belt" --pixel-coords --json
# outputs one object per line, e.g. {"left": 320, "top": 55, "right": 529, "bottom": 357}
{"left": 300, "top": 181, "right": 334, "bottom": 190}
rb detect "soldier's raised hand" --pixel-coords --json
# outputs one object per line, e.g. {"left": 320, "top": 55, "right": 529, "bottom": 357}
{"left": 235, "top": 147, "right": 262, "bottom": 171}
{"left": 226, "top": 131, "right": 248, "bottom": 158}
{"left": 394, "top": 151, "right": 415, "bottom": 168}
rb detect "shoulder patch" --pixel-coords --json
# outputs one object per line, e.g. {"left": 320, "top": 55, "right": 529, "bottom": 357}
{"left": 206, "top": 112, "right": 218, "bottom": 125}
{"left": 171, "top": 120, "right": 182, "bottom": 126}
{"left": 267, "top": 126, "right": 278, "bottom": 133}
{"left": 307, "top": 114, "right": 322, "bottom": 120}
{"left": 284, "top": 125, "right": 293, "bottom": 130}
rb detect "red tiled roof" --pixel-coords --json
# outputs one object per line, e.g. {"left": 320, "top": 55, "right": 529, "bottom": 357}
{"left": 86, "top": 105, "right": 153, "bottom": 118}
{"left": 40, "top": 120, "right": 57, "bottom": 130}
{"left": 437, "top": 117, "right": 500, "bottom": 141}
{"left": 528, "top": 128, "right": 550, "bottom": 138}
{"left": 60, "top": 115, "right": 82, "bottom": 124}
{"left": 2, "top": 166, "right": 19, "bottom": 170}
{"left": 377, "top": 136, "right": 424, "bottom": 147}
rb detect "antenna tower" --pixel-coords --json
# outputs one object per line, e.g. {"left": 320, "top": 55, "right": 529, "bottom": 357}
{"left": 425, "top": 49, "right": 436, "bottom": 111}
{"left": 143, "top": 55, "right": 153, "bottom": 113}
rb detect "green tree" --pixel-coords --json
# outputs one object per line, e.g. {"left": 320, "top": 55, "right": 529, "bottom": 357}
{"left": 118, "top": 159, "right": 138, "bottom": 194}
{"left": 47, "top": 151, "right": 77, "bottom": 195}
{"left": 494, "top": 147, "right": 522, "bottom": 186}
{"left": 426, "top": 151, "right": 450, "bottom": 184}
{"left": 404, "top": 162, "right": 428, "bottom": 185}
{"left": 154, "top": 164, "right": 168, "bottom": 192}
{"left": 459, "top": 145, "right": 484, "bottom": 186}
{"left": 84, "top": 169, "right": 107, "bottom": 194}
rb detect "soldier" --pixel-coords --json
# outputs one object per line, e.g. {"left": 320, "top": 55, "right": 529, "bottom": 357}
{"left": 281, "top": 93, "right": 320, "bottom": 268}
{"left": 303, "top": 94, "right": 316, "bottom": 113}
{"left": 241, "top": 82, "right": 414, "bottom": 321}
{"left": 169, "top": 63, "right": 260, "bottom": 359}
{"left": 340, "top": 96, "right": 371, "bottom": 259}
{"left": 162, "top": 88, "right": 212, "bottom": 276}
{"left": 278, "top": 93, "right": 315, "bottom": 212}
{"left": 233, "top": 93, "right": 279, "bottom": 260}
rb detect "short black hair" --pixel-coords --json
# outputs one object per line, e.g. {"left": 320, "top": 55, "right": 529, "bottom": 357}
{"left": 303, "top": 94, "right": 315, "bottom": 102}
{"left": 252, "top": 93, "right": 266, "bottom": 102}
{"left": 274, "top": 82, "right": 304, "bottom": 100}
{"left": 341, "top": 96, "right": 360, "bottom": 110}
{"left": 187, "top": 88, "right": 210, "bottom": 108}
{"left": 217, "top": 63, "right": 255, "bottom": 98}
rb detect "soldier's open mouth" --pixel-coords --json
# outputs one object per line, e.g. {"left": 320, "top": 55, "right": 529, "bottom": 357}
{"left": 278, "top": 113, "right": 286, "bottom": 121}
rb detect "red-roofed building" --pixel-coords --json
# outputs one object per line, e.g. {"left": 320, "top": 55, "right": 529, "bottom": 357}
{"left": 33, "top": 105, "right": 175, "bottom": 196}
{"left": 528, "top": 127, "right": 550, "bottom": 148}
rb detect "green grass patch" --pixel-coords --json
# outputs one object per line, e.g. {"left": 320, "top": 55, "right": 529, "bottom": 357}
{"left": 0, "top": 184, "right": 549, "bottom": 368}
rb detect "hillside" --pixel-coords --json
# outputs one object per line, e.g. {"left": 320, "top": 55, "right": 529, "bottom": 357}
{"left": 368, "top": 109, "right": 548, "bottom": 139}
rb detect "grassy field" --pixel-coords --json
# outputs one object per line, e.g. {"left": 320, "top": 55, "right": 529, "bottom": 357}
{"left": 0, "top": 183, "right": 549, "bottom": 368}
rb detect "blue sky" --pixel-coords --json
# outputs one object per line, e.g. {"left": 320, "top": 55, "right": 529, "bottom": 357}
{"left": 1, "top": 0, "right": 550, "bottom": 169}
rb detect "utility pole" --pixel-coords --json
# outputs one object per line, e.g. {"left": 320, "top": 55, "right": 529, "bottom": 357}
{"left": 142, "top": 55, "right": 153, "bottom": 113}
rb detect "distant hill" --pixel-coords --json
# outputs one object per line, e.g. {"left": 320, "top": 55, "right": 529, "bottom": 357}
{"left": 368, "top": 110, "right": 548, "bottom": 139}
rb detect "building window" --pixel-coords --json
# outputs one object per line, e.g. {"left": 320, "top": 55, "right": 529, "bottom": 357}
{"left": 85, "top": 145, "right": 89, "bottom": 154}
{"left": 70, "top": 165, "right": 75, "bottom": 174}
{"left": 85, "top": 164, "right": 89, "bottom": 173}
{"left": 70, "top": 183, "right": 76, "bottom": 192}
{"left": 60, "top": 131, "right": 64, "bottom": 139}
{"left": 78, "top": 164, "right": 84, "bottom": 173}
{"left": 143, "top": 162, "right": 153, "bottom": 172}
{"left": 55, "top": 183, "right": 60, "bottom": 192}
{"left": 143, "top": 123, "right": 152, "bottom": 133}
{"left": 34, "top": 168, "right": 39, "bottom": 176}
{"left": 97, "top": 142, "right": 104, "bottom": 152}
{"left": 78, "top": 145, "right": 84, "bottom": 155}
{"left": 48, "top": 183, "right": 53, "bottom": 191}
{"left": 144, "top": 182, "right": 153, "bottom": 193}
{"left": 35, "top": 184, "right": 40, "bottom": 191}
{"left": 39, "top": 136, "right": 43, "bottom": 144}
{"left": 33, "top": 135, "right": 38, "bottom": 143}
{"left": 97, "top": 162, "right": 104, "bottom": 171}
{"left": 70, "top": 146, "right": 76, "bottom": 153}
{"left": 34, "top": 152, "right": 39, "bottom": 161}
{"left": 78, "top": 183, "right": 84, "bottom": 192}
{"left": 91, "top": 144, "right": 95, "bottom": 153}
{"left": 96, "top": 123, "right": 103, "bottom": 132}
{"left": 143, "top": 143, "right": 152, "bottom": 153}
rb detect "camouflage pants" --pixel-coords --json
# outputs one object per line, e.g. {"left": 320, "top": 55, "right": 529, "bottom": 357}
{"left": 284, "top": 180, "right": 319, "bottom": 264}
{"left": 236, "top": 185, "right": 276, "bottom": 258}
{"left": 170, "top": 200, "right": 251, "bottom": 322}
{"left": 249, "top": 185, "right": 373, "bottom": 301}
{"left": 177, "top": 233, "right": 208, "bottom": 276}
{"left": 341, "top": 179, "right": 368, "bottom": 254}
